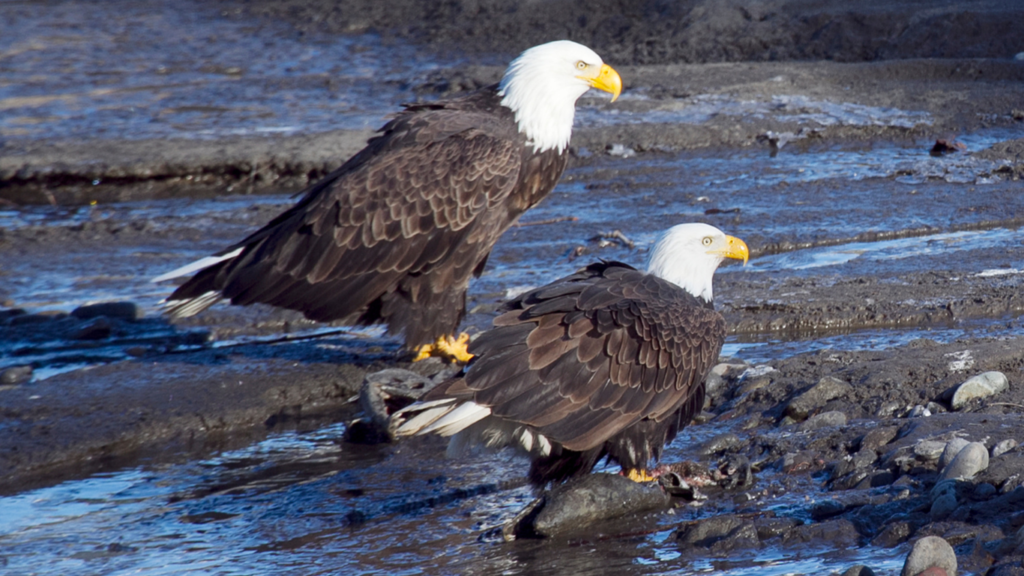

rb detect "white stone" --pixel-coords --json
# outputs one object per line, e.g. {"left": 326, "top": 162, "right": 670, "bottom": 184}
{"left": 939, "top": 442, "right": 989, "bottom": 481}
{"left": 992, "top": 439, "right": 1018, "bottom": 458}
{"left": 902, "top": 535, "right": 957, "bottom": 576}
{"left": 939, "top": 438, "right": 971, "bottom": 469}
{"left": 951, "top": 371, "right": 1009, "bottom": 410}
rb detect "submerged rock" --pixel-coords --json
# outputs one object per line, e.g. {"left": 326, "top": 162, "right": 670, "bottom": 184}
{"left": 675, "top": 514, "right": 760, "bottom": 553}
{"left": 504, "top": 473, "right": 670, "bottom": 539}
{"left": 901, "top": 535, "right": 957, "bottom": 576}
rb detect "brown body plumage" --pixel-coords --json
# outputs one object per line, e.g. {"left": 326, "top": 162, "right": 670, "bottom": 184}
{"left": 421, "top": 261, "right": 724, "bottom": 485}
{"left": 156, "top": 41, "right": 622, "bottom": 353}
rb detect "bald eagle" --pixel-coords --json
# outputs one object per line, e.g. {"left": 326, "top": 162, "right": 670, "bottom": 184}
{"left": 153, "top": 41, "right": 622, "bottom": 361}
{"left": 391, "top": 223, "right": 749, "bottom": 485}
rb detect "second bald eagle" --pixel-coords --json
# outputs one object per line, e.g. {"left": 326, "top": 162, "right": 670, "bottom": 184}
{"left": 154, "top": 41, "right": 622, "bottom": 361}
{"left": 392, "top": 223, "right": 749, "bottom": 485}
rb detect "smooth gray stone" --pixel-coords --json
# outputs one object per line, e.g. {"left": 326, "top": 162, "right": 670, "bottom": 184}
{"left": 901, "top": 535, "right": 957, "bottom": 576}
{"left": 951, "top": 371, "right": 1008, "bottom": 410}
{"left": 939, "top": 442, "right": 989, "bottom": 481}
{"left": 939, "top": 438, "right": 971, "bottom": 469}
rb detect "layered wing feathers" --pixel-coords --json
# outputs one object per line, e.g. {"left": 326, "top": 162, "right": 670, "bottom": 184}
{"left": 447, "top": 261, "right": 726, "bottom": 453}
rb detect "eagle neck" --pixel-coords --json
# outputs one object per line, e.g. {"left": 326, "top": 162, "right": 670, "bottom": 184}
{"left": 498, "top": 72, "right": 583, "bottom": 155}
{"left": 646, "top": 240, "right": 719, "bottom": 305}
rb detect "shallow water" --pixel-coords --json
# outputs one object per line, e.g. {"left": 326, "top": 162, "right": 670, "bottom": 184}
{"left": 0, "top": 419, "right": 910, "bottom": 576}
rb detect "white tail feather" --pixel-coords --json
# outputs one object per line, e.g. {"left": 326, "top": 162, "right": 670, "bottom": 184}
{"left": 152, "top": 248, "right": 243, "bottom": 283}
{"left": 160, "top": 290, "right": 223, "bottom": 319}
{"left": 420, "top": 401, "right": 492, "bottom": 436}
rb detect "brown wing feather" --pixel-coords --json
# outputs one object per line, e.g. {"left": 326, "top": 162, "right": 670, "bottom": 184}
{"left": 462, "top": 261, "right": 726, "bottom": 456}
{"left": 168, "top": 88, "right": 569, "bottom": 347}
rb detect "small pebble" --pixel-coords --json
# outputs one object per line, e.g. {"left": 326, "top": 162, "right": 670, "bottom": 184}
{"left": 901, "top": 535, "right": 957, "bottom": 576}
{"left": 908, "top": 405, "right": 931, "bottom": 418}
{"left": 939, "top": 442, "right": 989, "bottom": 481}
{"left": 1, "top": 365, "right": 33, "bottom": 385}
{"left": 991, "top": 439, "right": 1018, "bottom": 458}
{"left": 1015, "top": 52, "right": 1024, "bottom": 61}
{"left": 951, "top": 371, "right": 1009, "bottom": 410}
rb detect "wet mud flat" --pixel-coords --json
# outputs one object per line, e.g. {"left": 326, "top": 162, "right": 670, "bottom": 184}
{"left": 3, "top": 1, "right": 1024, "bottom": 574}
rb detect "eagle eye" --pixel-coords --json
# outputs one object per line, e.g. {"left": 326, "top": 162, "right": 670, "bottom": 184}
{"left": 576, "top": 60, "right": 587, "bottom": 70}
{"left": 702, "top": 237, "right": 713, "bottom": 246}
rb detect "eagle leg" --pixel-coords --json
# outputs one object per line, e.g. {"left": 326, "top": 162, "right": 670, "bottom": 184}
{"left": 623, "top": 468, "right": 658, "bottom": 483}
{"left": 412, "top": 333, "right": 474, "bottom": 364}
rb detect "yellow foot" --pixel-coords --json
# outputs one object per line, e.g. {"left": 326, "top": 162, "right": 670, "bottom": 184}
{"left": 412, "top": 333, "right": 474, "bottom": 363}
{"left": 624, "top": 469, "right": 657, "bottom": 483}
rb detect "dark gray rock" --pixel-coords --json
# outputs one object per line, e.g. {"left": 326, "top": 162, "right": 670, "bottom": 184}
{"left": 69, "top": 317, "right": 112, "bottom": 340}
{"left": 507, "top": 473, "right": 671, "bottom": 539}
{"left": 675, "top": 514, "right": 760, "bottom": 553}
{"left": 860, "top": 426, "right": 899, "bottom": 452}
{"left": 842, "top": 566, "right": 877, "bottom": 576}
{"left": 973, "top": 483, "right": 997, "bottom": 498}
{"left": 753, "top": 516, "right": 800, "bottom": 540}
{"left": 872, "top": 521, "right": 912, "bottom": 547}
{"left": 785, "top": 376, "right": 853, "bottom": 421}
{"left": 71, "top": 301, "right": 142, "bottom": 321}
{"left": 901, "top": 535, "right": 957, "bottom": 576}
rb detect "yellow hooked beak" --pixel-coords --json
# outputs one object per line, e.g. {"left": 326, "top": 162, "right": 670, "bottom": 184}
{"left": 713, "top": 235, "right": 750, "bottom": 265}
{"left": 581, "top": 63, "right": 622, "bottom": 102}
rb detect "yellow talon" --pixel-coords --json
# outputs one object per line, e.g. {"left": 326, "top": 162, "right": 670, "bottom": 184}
{"left": 625, "top": 469, "right": 657, "bottom": 483}
{"left": 412, "top": 333, "right": 474, "bottom": 363}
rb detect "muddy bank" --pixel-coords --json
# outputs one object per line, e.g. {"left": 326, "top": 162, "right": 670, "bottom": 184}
{"left": 0, "top": 336, "right": 398, "bottom": 494}
{"left": 229, "top": 0, "right": 1024, "bottom": 65}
